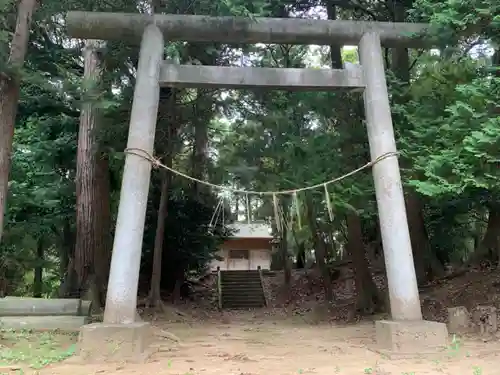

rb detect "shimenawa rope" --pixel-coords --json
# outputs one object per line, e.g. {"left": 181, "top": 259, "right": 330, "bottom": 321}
{"left": 123, "top": 147, "right": 399, "bottom": 196}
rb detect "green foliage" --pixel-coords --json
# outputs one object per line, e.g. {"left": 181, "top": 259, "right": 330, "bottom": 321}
{"left": 411, "top": 0, "right": 499, "bottom": 45}
{"left": 404, "top": 59, "right": 500, "bottom": 201}
{"left": 140, "top": 185, "right": 231, "bottom": 290}
{"left": 0, "top": 330, "right": 77, "bottom": 369}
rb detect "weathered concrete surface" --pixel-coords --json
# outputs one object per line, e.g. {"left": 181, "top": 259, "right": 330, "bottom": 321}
{"left": 375, "top": 320, "right": 448, "bottom": 357}
{"left": 160, "top": 64, "right": 365, "bottom": 90}
{"left": 103, "top": 24, "right": 163, "bottom": 325}
{"left": 447, "top": 306, "right": 471, "bottom": 334}
{"left": 359, "top": 31, "right": 422, "bottom": 321}
{"left": 66, "top": 12, "right": 431, "bottom": 47}
{"left": 0, "top": 297, "right": 92, "bottom": 316}
{"left": 0, "top": 315, "right": 88, "bottom": 331}
{"left": 78, "top": 322, "right": 153, "bottom": 363}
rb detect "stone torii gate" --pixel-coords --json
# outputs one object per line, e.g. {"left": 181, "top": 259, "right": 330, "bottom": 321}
{"left": 67, "top": 12, "right": 448, "bottom": 361}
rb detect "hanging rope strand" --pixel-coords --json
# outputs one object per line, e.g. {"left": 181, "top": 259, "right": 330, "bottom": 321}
{"left": 272, "top": 194, "right": 282, "bottom": 234}
{"left": 293, "top": 191, "right": 302, "bottom": 229}
{"left": 221, "top": 196, "right": 225, "bottom": 226}
{"left": 124, "top": 147, "right": 399, "bottom": 196}
{"left": 278, "top": 202, "right": 290, "bottom": 232}
{"left": 209, "top": 195, "right": 224, "bottom": 229}
{"left": 324, "top": 184, "right": 334, "bottom": 222}
{"left": 245, "top": 193, "right": 251, "bottom": 224}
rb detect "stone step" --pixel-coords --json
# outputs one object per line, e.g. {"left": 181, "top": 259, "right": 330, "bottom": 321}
{"left": 220, "top": 281, "right": 262, "bottom": 287}
{"left": 220, "top": 273, "right": 260, "bottom": 280}
{"left": 222, "top": 301, "right": 265, "bottom": 306}
{"left": 221, "top": 274, "right": 261, "bottom": 279}
{"left": 222, "top": 299, "right": 266, "bottom": 305}
{"left": 222, "top": 301, "right": 266, "bottom": 309}
{"left": 219, "top": 270, "right": 266, "bottom": 309}
{"left": 0, "top": 315, "right": 89, "bottom": 331}
{"left": 221, "top": 282, "right": 263, "bottom": 286}
{"left": 221, "top": 281, "right": 261, "bottom": 286}
{"left": 221, "top": 280, "right": 261, "bottom": 285}
{"left": 222, "top": 289, "right": 264, "bottom": 296}
{"left": 0, "top": 297, "right": 92, "bottom": 317}
{"left": 222, "top": 290, "right": 264, "bottom": 299}
{"left": 221, "top": 292, "right": 265, "bottom": 300}
{"left": 221, "top": 275, "right": 261, "bottom": 280}
{"left": 221, "top": 274, "right": 260, "bottom": 279}
{"left": 222, "top": 288, "right": 263, "bottom": 293}
{"left": 221, "top": 289, "right": 264, "bottom": 295}
{"left": 221, "top": 280, "right": 262, "bottom": 284}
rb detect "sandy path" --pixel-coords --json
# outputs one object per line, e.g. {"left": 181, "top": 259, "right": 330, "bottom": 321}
{"left": 40, "top": 317, "right": 499, "bottom": 375}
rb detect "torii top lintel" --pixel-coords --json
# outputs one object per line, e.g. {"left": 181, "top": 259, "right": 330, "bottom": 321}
{"left": 66, "top": 11, "right": 431, "bottom": 48}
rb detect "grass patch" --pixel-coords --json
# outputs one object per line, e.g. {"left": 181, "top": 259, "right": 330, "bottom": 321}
{"left": 0, "top": 329, "right": 77, "bottom": 369}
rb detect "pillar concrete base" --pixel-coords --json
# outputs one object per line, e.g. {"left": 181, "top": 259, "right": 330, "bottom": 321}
{"left": 373, "top": 320, "right": 448, "bottom": 359}
{"left": 78, "top": 322, "right": 153, "bottom": 363}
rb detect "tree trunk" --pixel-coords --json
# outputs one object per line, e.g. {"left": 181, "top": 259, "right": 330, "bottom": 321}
{"left": 0, "top": 0, "right": 38, "bottom": 243}
{"left": 346, "top": 212, "right": 384, "bottom": 314}
{"left": 33, "top": 236, "right": 44, "bottom": 298}
{"left": 192, "top": 118, "right": 208, "bottom": 194}
{"left": 191, "top": 89, "right": 210, "bottom": 196}
{"left": 60, "top": 222, "right": 71, "bottom": 279}
{"left": 305, "top": 195, "right": 334, "bottom": 301}
{"left": 58, "top": 221, "right": 77, "bottom": 298}
{"left": 296, "top": 242, "right": 306, "bottom": 269}
{"left": 280, "top": 234, "right": 291, "bottom": 289}
{"left": 148, "top": 86, "right": 178, "bottom": 307}
{"left": 326, "top": 0, "right": 343, "bottom": 69}
{"left": 472, "top": 206, "right": 500, "bottom": 264}
{"left": 94, "top": 154, "right": 111, "bottom": 304}
{"left": 148, "top": 169, "right": 171, "bottom": 307}
{"left": 75, "top": 40, "right": 107, "bottom": 306}
{"left": 405, "top": 194, "right": 434, "bottom": 282}
{"left": 234, "top": 195, "right": 240, "bottom": 221}
{"left": 172, "top": 268, "right": 184, "bottom": 303}
{"left": 150, "top": 0, "right": 171, "bottom": 300}
{"left": 149, "top": 175, "right": 168, "bottom": 304}
{"left": 185, "top": 45, "right": 217, "bottom": 195}
{"left": 247, "top": 195, "right": 252, "bottom": 222}
{"left": 390, "top": 0, "right": 410, "bottom": 79}
{"left": 390, "top": 0, "right": 442, "bottom": 284}
{"left": 318, "top": 0, "right": 343, "bottom": 303}
{"left": 280, "top": 200, "right": 291, "bottom": 286}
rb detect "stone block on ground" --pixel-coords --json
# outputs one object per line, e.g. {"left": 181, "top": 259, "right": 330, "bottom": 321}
{"left": 447, "top": 306, "right": 471, "bottom": 334}
{"left": 0, "top": 315, "right": 88, "bottom": 331}
{"left": 78, "top": 322, "right": 154, "bottom": 363}
{"left": 374, "top": 319, "right": 448, "bottom": 358}
{"left": 473, "top": 305, "right": 497, "bottom": 335}
{"left": 0, "top": 297, "right": 92, "bottom": 316}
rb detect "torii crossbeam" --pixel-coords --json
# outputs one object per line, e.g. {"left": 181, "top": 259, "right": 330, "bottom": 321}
{"left": 66, "top": 11, "right": 431, "bottom": 47}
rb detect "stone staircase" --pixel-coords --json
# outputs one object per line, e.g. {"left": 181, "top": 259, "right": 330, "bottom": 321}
{"left": 219, "top": 270, "right": 266, "bottom": 309}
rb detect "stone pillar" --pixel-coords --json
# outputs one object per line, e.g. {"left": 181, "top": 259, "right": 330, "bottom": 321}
{"left": 103, "top": 23, "right": 163, "bottom": 324}
{"left": 358, "top": 32, "right": 422, "bottom": 321}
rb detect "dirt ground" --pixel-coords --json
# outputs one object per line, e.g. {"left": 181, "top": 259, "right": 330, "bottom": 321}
{"left": 37, "top": 311, "right": 500, "bottom": 375}
{"left": 2, "top": 268, "right": 496, "bottom": 374}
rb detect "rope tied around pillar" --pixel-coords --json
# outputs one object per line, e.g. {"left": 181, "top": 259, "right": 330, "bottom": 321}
{"left": 123, "top": 147, "right": 400, "bottom": 196}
